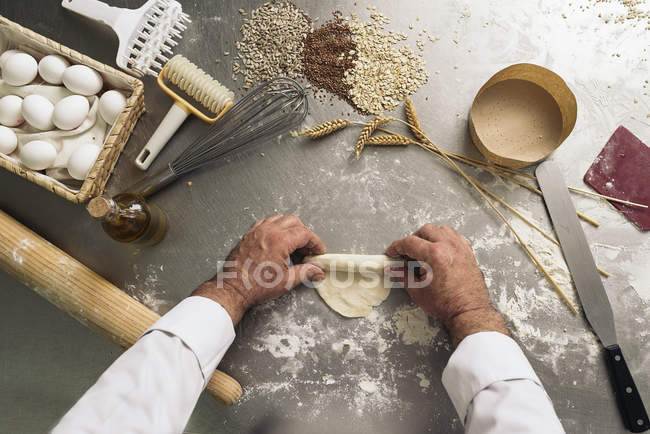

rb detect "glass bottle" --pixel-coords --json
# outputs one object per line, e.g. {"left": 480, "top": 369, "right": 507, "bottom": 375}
{"left": 87, "top": 193, "right": 168, "bottom": 246}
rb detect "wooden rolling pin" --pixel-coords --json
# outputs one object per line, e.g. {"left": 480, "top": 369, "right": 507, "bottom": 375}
{"left": 0, "top": 209, "right": 242, "bottom": 405}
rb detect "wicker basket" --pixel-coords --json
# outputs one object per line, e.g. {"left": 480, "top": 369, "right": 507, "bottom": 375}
{"left": 0, "top": 15, "right": 144, "bottom": 203}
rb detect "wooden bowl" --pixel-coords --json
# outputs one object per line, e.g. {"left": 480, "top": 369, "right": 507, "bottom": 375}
{"left": 469, "top": 63, "right": 577, "bottom": 168}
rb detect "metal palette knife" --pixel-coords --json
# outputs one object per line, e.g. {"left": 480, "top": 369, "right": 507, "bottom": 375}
{"left": 536, "top": 161, "right": 649, "bottom": 433}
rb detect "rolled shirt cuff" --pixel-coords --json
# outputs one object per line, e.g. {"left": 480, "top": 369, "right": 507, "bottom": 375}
{"left": 142, "top": 296, "right": 236, "bottom": 386}
{"left": 442, "top": 331, "right": 544, "bottom": 422}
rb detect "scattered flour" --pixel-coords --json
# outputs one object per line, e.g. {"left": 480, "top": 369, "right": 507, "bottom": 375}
{"left": 239, "top": 290, "right": 446, "bottom": 419}
{"left": 12, "top": 238, "right": 33, "bottom": 264}
{"left": 359, "top": 380, "right": 378, "bottom": 394}
{"left": 488, "top": 212, "right": 603, "bottom": 373}
{"left": 123, "top": 264, "right": 168, "bottom": 314}
{"left": 416, "top": 372, "right": 431, "bottom": 390}
{"left": 394, "top": 305, "right": 442, "bottom": 346}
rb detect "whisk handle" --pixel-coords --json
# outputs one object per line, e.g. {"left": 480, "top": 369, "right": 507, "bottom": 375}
{"left": 128, "top": 165, "right": 179, "bottom": 198}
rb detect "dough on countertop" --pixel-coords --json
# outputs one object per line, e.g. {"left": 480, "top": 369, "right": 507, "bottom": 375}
{"left": 304, "top": 254, "right": 400, "bottom": 318}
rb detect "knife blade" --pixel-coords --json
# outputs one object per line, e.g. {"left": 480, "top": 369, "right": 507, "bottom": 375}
{"left": 536, "top": 161, "right": 648, "bottom": 433}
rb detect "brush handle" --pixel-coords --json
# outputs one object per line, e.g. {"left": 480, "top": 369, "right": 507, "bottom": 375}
{"left": 61, "top": 0, "right": 122, "bottom": 28}
{"left": 135, "top": 103, "right": 190, "bottom": 170}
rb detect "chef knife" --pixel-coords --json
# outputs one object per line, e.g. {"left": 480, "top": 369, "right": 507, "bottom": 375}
{"left": 536, "top": 160, "right": 649, "bottom": 433}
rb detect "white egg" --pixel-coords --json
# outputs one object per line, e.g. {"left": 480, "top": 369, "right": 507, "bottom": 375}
{"left": 20, "top": 140, "right": 57, "bottom": 170}
{"left": 98, "top": 90, "right": 127, "bottom": 125}
{"left": 53, "top": 95, "right": 89, "bottom": 130}
{"left": 67, "top": 143, "right": 101, "bottom": 180}
{"left": 2, "top": 52, "right": 38, "bottom": 86}
{"left": 0, "top": 125, "right": 18, "bottom": 154}
{"left": 38, "top": 54, "right": 70, "bottom": 85}
{"left": 0, "top": 49, "right": 23, "bottom": 69}
{"left": 0, "top": 95, "right": 24, "bottom": 127}
{"left": 22, "top": 94, "right": 55, "bottom": 131}
{"left": 62, "top": 65, "right": 103, "bottom": 96}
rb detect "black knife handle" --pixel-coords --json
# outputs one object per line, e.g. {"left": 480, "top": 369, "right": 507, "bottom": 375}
{"left": 605, "top": 345, "right": 649, "bottom": 432}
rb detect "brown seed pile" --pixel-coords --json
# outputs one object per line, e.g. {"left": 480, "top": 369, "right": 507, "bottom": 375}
{"left": 233, "top": 2, "right": 312, "bottom": 89}
{"left": 303, "top": 13, "right": 358, "bottom": 106}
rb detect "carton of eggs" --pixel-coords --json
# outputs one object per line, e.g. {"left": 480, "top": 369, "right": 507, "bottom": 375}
{"left": 38, "top": 54, "right": 70, "bottom": 85}
{"left": 2, "top": 52, "right": 38, "bottom": 86}
{"left": 22, "top": 94, "right": 55, "bottom": 130}
{"left": 67, "top": 143, "right": 101, "bottom": 180}
{"left": 20, "top": 140, "right": 57, "bottom": 170}
{"left": 0, "top": 125, "right": 17, "bottom": 154}
{"left": 53, "top": 95, "right": 89, "bottom": 130}
{"left": 62, "top": 65, "right": 103, "bottom": 96}
{"left": 0, "top": 95, "right": 24, "bottom": 126}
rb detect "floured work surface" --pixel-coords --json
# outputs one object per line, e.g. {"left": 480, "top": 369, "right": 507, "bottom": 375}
{"left": 584, "top": 126, "right": 650, "bottom": 231}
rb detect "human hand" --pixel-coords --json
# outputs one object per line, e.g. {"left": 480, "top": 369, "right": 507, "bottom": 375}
{"left": 386, "top": 224, "right": 508, "bottom": 347}
{"left": 193, "top": 215, "right": 326, "bottom": 325}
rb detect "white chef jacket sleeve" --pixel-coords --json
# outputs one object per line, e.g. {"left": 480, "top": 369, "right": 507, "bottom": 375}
{"left": 51, "top": 296, "right": 235, "bottom": 434}
{"left": 442, "top": 331, "right": 565, "bottom": 434}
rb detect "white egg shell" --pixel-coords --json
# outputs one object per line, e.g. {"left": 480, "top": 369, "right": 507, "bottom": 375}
{"left": 98, "top": 90, "right": 126, "bottom": 125}
{"left": 62, "top": 65, "right": 103, "bottom": 96}
{"left": 38, "top": 54, "right": 70, "bottom": 85}
{"left": 20, "top": 140, "right": 57, "bottom": 170}
{"left": 22, "top": 94, "right": 55, "bottom": 131}
{"left": 0, "top": 125, "right": 18, "bottom": 154}
{"left": 67, "top": 143, "right": 101, "bottom": 180}
{"left": 0, "top": 95, "right": 24, "bottom": 127}
{"left": 2, "top": 52, "right": 38, "bottom": 86}
{"left": 53, "top": 95, "right": 89, "bottom": 130}
{"left": 0, "top": 49, "right": 23, "bottom": 69}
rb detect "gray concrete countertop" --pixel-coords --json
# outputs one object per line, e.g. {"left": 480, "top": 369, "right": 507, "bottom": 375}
{"left": 1, "top": 1, "right": 648, "bottom": 433}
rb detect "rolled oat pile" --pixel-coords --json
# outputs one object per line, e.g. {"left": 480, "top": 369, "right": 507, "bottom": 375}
{"left": 343, "top": 13, "right": 429, "bottom": 115}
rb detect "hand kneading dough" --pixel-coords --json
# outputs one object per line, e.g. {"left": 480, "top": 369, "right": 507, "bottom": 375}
{"left": 304, "top": 254, "right": 400, "bottom": 318}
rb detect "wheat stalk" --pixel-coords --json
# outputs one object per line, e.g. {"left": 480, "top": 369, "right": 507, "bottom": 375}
{"left": 365, "top": 134, "right": 416, "bottom": 146}
{"left": 355, "top": 117, "right": 389, "bottom": 159}
{"left": 299, "top": 119, "right": 350, "bottom": 139}
{"left": 404, "top": 97, "right": 428, "bottom": 143}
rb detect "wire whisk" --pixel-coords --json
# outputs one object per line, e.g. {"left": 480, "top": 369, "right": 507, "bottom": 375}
{"left": 128, "top": 77, "right": 308, "bottom": 197}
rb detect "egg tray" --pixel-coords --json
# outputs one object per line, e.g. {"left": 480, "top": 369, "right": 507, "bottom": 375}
{"left": 0, "top": 15, "right": 145, "bottom": 203}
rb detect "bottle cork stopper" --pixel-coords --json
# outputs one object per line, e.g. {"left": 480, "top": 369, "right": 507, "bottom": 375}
{"left": 87, "top": 196, "right": 113, "bottom": 218}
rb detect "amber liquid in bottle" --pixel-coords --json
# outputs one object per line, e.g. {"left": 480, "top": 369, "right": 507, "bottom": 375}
{"left": 87, "top": 193, "right": 168, "bottom": 246}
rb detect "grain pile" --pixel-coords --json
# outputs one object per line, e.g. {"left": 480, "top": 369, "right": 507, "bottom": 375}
{"left": 233, "top": 5, "right": 429, "bottom": 114}
{"left": 303, "top": 13, "right": 358, "bottom": 106}
{"left": 233, "top": 2, "right": 312, "bottom": 90}
{"left": 344, "top": 12, "right": 429, "bottom": 114}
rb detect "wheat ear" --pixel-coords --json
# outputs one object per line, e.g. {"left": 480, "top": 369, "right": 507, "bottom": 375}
{"left": 299, "top": 119, "right": 350, "bottom": 139}
{"left": 355, "top": 117, "right": 389, "bottom": 159}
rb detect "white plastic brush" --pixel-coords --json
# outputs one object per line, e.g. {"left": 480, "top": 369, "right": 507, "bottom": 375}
{"left": 61, "top": 0, "right": 190, "bottom": 77}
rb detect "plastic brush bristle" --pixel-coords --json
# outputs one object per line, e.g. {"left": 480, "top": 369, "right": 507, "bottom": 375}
{"left": 124, "top": 0, "right": 191, "bottom": 77}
